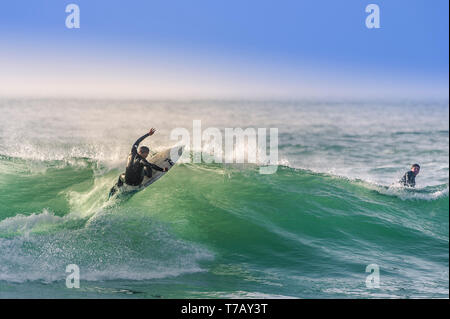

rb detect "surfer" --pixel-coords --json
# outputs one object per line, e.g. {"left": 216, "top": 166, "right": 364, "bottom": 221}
{"left": 109, "top": 128, "right": 167, "bottom": 197}
{"left": 399, "top": 164, "right": 420, "bottom": 187}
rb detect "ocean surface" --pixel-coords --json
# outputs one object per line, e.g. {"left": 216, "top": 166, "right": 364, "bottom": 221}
{"left": 0, "top": 98, "right": 448, "bottom": 298}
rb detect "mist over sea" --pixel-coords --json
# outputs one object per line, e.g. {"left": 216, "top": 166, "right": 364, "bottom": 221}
{"left": 0, "top": 98, "right": 448, "bottom": 298}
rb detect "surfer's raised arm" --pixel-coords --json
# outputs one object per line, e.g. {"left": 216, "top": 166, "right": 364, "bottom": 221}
{"left": 131, "top": 128, "right": 156, "bottom": 154}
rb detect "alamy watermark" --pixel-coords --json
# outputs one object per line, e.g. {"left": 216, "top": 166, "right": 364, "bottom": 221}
{"left": 65, "top": 4, "right": 80, "bottom": 29}
{"left": 168, "top": 120, "right": 279, "bottom": 174}
{"left": 365, "top": 264, "right": 380, "bottom": 288}
{"left": 365, "top": 4, "right": 381, "bottom": 29}
{"left": 66, "top": 264, "right": 80, "bottom": 288}
{"left": 64, "top": 4, "right": 381, "bottom": 30}
{"left": 64, "top": 3, "right": 380, "bottom": 30}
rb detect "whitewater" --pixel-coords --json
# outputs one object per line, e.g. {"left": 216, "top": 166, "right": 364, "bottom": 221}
{"left": 0, "top": 98, "right": 448, "bottom": 298}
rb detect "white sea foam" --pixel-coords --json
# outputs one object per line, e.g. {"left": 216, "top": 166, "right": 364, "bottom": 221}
{"left": 0, "top": 207, "right": 214, "bottom": 283}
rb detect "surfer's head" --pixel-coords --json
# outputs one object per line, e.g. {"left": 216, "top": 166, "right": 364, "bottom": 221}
{"left": 138, "top": 146, "right": 150, "bottom": 158}
{"left": 411, "top": 164, "right": 420, "bottom": 176}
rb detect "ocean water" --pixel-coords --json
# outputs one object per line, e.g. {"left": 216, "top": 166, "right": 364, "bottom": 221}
{"left": 0, "top": 98, "right": 448, "bottom": 298}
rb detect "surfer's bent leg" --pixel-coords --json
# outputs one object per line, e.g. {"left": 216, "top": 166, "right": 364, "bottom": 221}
{"left": 143, "top": 166, "right": 153, "bottom": 178}
{"left": 108, "top": 176, "right": 124, "bottom": 197}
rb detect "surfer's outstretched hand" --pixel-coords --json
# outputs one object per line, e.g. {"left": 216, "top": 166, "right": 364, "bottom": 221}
{"left": 149, "top": 128, "right": 156, "bottom": 136}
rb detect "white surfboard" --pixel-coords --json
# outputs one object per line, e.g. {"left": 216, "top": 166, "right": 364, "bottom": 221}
{"left": 109, "top": 145, "right": 184, "bottom": 198}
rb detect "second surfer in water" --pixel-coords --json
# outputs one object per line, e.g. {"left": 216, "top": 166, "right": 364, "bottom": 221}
{"left": 399, "top": 163, "right": 420, "bottom": 187}
{"left": 109, "top": 128, "right": 167, "bottom": 197}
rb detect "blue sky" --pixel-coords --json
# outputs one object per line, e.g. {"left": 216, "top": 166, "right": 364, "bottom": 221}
{"left": 0, "top": 0, "right": 448, "bottom": 98}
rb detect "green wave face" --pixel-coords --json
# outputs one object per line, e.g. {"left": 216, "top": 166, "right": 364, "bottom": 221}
{"left": 0, "top": 99, "right": 448, "bottom": 298}
{"left": 0, "top": 156, "right": 448, "bottom": 298}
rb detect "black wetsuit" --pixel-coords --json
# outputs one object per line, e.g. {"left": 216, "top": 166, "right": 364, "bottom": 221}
{"left": 108, "top": 133, "right": 165, "bottom": 197}
{"left": 400, "top": 171, "right": 416, "bottom": 187}
{"left": 124, "top": 133, "right": 165, "bottom": 186}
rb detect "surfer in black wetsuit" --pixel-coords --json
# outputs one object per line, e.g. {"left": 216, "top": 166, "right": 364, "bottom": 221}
{"left": 399, "top": 164, "right": 420, "bottom": 187}
{"left": 109, "top": 128, "right": 167, "bottom": 197}
{"left": 124, "top": 128, "right": 168, "bottom": 185}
